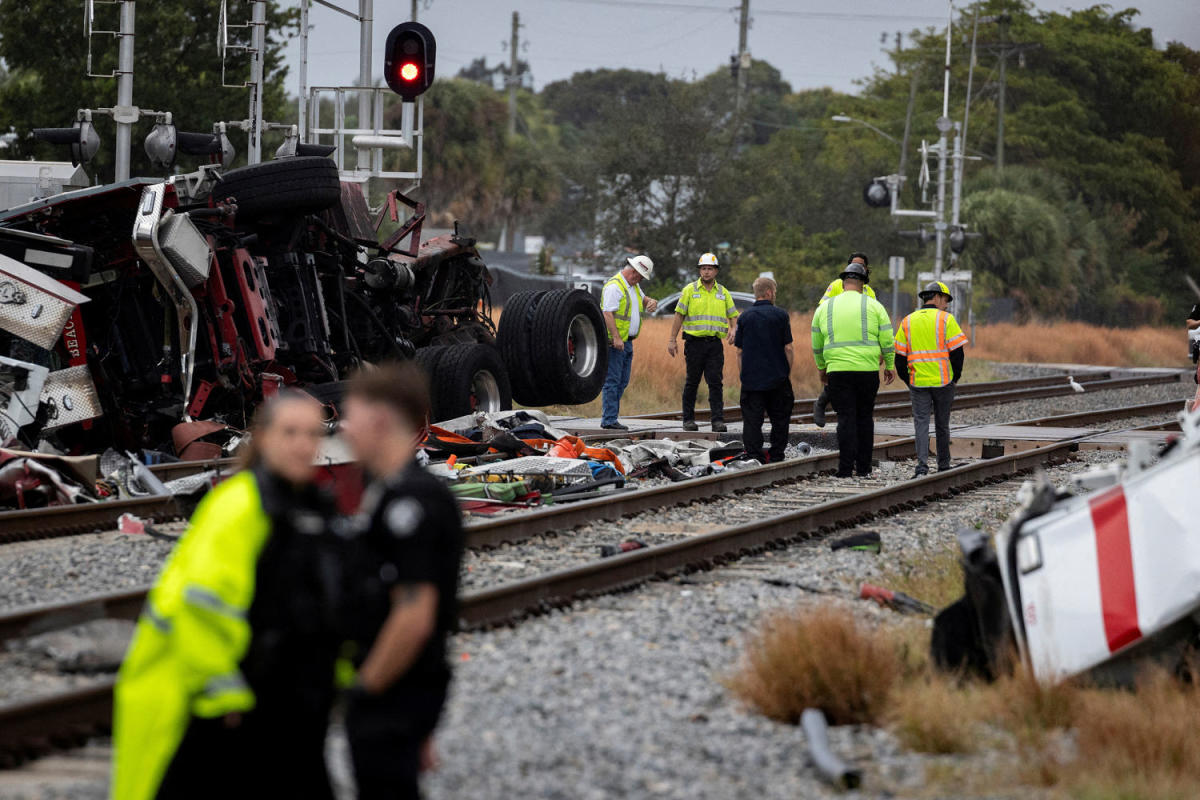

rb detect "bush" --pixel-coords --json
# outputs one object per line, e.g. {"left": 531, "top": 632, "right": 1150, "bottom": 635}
{"left": 725, "top": 607, "right": 901, "bottom": 726}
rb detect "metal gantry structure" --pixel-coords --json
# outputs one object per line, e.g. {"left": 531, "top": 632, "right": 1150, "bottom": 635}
{"left": 73, "top": 0, "right": 424, "bottom": 192}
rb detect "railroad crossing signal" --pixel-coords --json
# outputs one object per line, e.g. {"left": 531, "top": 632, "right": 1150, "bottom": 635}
{"left": 384, "top": 22, "right": 437, "bottom": 100}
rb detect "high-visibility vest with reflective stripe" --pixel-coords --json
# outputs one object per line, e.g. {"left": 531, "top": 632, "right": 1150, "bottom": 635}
{"left": 603, "top": 273, "right": 644, "bottom": 341}
{"left": 676, "top": 279, "right": 738, "bottom": 338}
{"left": 894, "top": 307, "right": 967, "bottom": 387}
{"left": 112, "top": 470, "right": 272, "bottom": 800}
{"left": 811, "top": 290, "right": 896, "bottom": 372}
{"left": 821, "top": 278, "right": 877, "bottom": 302}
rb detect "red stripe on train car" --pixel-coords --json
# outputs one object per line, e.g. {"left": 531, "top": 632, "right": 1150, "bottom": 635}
{"left": 1090, "top": 487, "right": 1142, "bottom": 653}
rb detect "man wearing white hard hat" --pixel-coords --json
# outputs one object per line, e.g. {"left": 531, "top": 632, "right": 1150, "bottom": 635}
{"left": 599, "top": 254, "right": 659, "bottom": 430}
{"left": 667, "top": 252, "right": 739, "bottom": 432}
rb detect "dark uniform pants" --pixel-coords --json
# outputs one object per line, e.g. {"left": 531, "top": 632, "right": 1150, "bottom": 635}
{"left": 347, "top": 688, "right": 446, "bottom": 800}
{"left": 827, "top": 371, "right": 880, "bottom": 476}
{"left": 910, "top": 384, "right": 955, "bottom": 472}
{"left": 158, "top": 705, "right": 334, "bottom": 799}
{"left": 740, "top": 380, "right": 793, "bottom": 463}
{"left": 682, "top": 335, "right": 725, "bottom": 423}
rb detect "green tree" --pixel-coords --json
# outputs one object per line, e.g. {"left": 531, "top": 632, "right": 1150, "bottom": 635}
{"left": 0, "top": 0, "right": 298, "bottom": 181}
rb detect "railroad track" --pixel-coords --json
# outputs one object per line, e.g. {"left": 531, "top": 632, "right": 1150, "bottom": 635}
{"left": 633, "top": 370, "right": 1120, "bottom": 422}
{"left": 0, "top": 373, "right": 1184, "bottom": 547}
{"left": 0, "top": 434, "right": 1089, "bottom": 763}
{"left": 2, "top": 396, "right": 1179, "bottom": 646}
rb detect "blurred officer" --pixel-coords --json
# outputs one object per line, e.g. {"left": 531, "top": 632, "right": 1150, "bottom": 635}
{"left": 1189, "top": 301, "right": 1200, "bottom": 411}
{"left": 113, "top": 393, "right": 339, "bottom": 800}
{"left": 339, "top": 361, "right": 465, "bottom": 800}
{"left": 813, "top": 251, "right": 876, "bottom": 427}
{"left": 734, "top": 276, "right": 794, "bottom": 462}
{"left": 895, "top": 281, "right": 968, "bottom": 478}
{"left": 667, "top": 252, "right": 739, "bottom": 432}
{"left": 811, "top": 262, "right": 896, "bottom": 477}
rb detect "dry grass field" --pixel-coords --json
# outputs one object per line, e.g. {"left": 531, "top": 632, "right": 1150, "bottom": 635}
{"left": 728, "top": 605, "right": 1200, "bottom": 799}
{"left": 535, "top": 314, "right": 1189, "bottom": 418}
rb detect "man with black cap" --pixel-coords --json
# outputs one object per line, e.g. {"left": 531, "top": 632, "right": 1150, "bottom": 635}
{"left": 810, "top": 262, "right": 895, "bottom": 478}
{"left": 813, "top": 252, "right": 875, "bottom": 427}
{"left": 895, "top": 281, "right": 968, "bottom": 478}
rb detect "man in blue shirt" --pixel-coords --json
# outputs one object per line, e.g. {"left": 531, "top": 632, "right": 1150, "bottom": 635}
{"left": 733, "top": 276, "right": 794, "bottom": 462}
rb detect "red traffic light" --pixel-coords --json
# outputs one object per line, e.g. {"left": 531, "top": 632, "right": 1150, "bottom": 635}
{"left": 385, "top": 22, "right": 436, "bottom": 99}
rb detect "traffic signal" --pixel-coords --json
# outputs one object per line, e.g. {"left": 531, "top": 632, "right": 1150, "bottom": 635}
{"left": 385, "top": 22, "right": 436, "bottom": 100}
{"left": 863, "top": 179, "right": 890, "bottom": 208}
{"left": 33, "top": 119, "right": 100, "bottom": 167}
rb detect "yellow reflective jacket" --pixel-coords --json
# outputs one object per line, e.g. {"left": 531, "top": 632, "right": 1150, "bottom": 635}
{"left": 675, "top": 279, "right": 738, "bottom": 338}
{"left": 603, "top": 272, "right": 645, "bottom": 341}
{"left": 811, "top": 290, "right": 896, "bottom": 373}
{"left": 111, "top": 471, "right": 271, "bottom": 800}
{"left": 821, "top": 278, "right": 876, "bottom": 302}
{"left": 895, "top": 307, "right": 967, "bottom": 387}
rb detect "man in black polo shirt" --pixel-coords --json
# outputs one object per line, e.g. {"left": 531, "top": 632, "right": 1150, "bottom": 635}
{"left": 340, "top": 361, "right": 465, "bottom": 799}
{"left": 734, "top": 276, "right": 794, "bottom": 462}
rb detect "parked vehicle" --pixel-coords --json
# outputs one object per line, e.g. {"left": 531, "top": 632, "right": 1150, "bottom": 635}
{"left": 651, "top": 290, "right": 756, "bottom": 317}
{"left": 0, "top": 157, "right": 607, "bottom": 456}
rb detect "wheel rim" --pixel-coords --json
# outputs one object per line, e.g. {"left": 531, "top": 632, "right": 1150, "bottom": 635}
{"left": 469, "top": 369, "right": 503, "bottom": 412}
{"left": 566, "top": 313, "right": 599, "bottom": 378}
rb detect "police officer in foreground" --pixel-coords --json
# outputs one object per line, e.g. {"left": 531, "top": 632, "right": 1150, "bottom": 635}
{"left": 896, "top": 281, "right": 968, "bottom": 478}
{"left": 667, "top": 252, "right": 739, "bottom": 432}
{"left": 339, "top": 361, "right": 465, "bottom": 799}
{"left": 813, "top": 251, "right": 875, "bottom": 427}
{"left": 112, "top": 392, "right": 339, "bottom": 800}
{"left": 811, "top": 262, "right": 895, "bottom": 477}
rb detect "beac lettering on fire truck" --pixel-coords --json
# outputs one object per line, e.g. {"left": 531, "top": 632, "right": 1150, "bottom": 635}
{"left": 63, "top": 317, "right": 81, "bottom": 359}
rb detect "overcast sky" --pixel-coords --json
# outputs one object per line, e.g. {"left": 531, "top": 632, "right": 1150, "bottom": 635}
{"left": 279, "top": 0, "right": 1200, "bottom": 99}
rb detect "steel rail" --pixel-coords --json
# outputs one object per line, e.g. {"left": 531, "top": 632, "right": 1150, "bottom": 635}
{"left": 0, "top": 494, "right": 184, "bottom": 544}
{"left": 0, "top": 682, "right": 113, "bottom": 765}
{"left": 0, "top": 436, "right": 1080, "bottom": 764}
{"left": 0, "top": 396, "right": 1184, "bottom": 642}
{"left": 632, "top": 371, "right": 1116, "bottom": 422}
{"left": 457, "top": 438, "right": 1080, "bottom": 629}
{"left": 790, "top": 373, "right": 1180, "bottom": 425}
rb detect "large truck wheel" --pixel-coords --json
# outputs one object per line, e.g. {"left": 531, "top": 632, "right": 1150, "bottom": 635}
{"left": 530, "top": 289, "right": 608, "bottom": 405}
{"left": 434, "top": 344, "right": 512, "bottom": 421}
{"left": 497, "top": 290, "right": 553, "bottom": 407}
{"left": 414, "top": 345, "right": 452, "bottom": 420}
{"left": 215, "top": 156, "right": 341, "bottom": 220}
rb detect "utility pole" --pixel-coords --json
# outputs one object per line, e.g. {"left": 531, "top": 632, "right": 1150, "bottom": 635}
{"left": 996, "top": 14, "right": 1007, "bottom": 172}
{"left": 932, "top": 0, "right": 953, "bottom": 283}
{"left": 113, "top": 1, "right": 135, "bottom": 181}
{"left": 247, "top": 0, "right": 267, "bottom": 164}
{"left": 735, "top": 0, "right": 750, "bottom": 117}
{"left": 411, "top": 0, "right": 418, "bottom": 22}
{"left": 507, "top": 11, "right": 520, "bottom": 137}
{"left": 898, "top": 69, "right": 918, "bottom": 180}
{"left": 355, "top": 0, "right": 373, "bottom": 171}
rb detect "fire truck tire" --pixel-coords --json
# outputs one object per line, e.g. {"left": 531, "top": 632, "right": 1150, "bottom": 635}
{"left": 497, "top": 290, "right": 552, "bottom": 407}
{"left": 530, "top": 289, "right": 608, "bottom": 405}
{"left": 215, "top": 156, "right": 341, "bottom": 220}
{"left": 434, "top": 344, "right": 512, "bottom": 421}
{"left": 413, "top": 345, "right": 452, "bottom": 420}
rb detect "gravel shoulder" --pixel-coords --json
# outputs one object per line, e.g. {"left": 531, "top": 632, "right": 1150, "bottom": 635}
{"left": 427, "top": 450, "right": 1126, "bottom": 800}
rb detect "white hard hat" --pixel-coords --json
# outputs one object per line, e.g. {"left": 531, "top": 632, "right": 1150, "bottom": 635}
{"left": 698, "top": 252, "right": 719, "bottom": 268}
{"left": 626, "top": 254, "right": 654, "bottom": 280}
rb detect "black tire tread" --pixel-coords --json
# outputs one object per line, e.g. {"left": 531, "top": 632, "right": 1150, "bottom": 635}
{"left": 497, "top": 291, "right": 551, "bottom": 406}
{"left": 216, "top": 156, "right": 341, "bottom": 220}
{"left": 530, "top": 289, "right": 608, "bottom": 405}
{"left": 433, "top": 344, "right": 512, "bottom": 421}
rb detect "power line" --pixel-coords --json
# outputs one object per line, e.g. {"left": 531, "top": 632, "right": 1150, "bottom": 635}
{"left": 552, "top": 0, "right": 944, "bottom": 24}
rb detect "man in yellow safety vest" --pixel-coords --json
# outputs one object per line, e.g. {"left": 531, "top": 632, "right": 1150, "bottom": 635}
{"left": 600, "top": 254, "right": 658, "bottom": 430}
{"left": 813, "top": 251, "right": 875, "bottom": 427}
{"left": 810, "top": 262, "right": 895, "bottom": 478}
{"left": 667, "top": 252, "right": 739, "bottom": 432}
{"left": 894, "top": 280, "right": 968, "bottom": 478}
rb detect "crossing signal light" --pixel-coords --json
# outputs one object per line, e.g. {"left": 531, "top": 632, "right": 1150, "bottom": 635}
{"left": 385, "top": 22, "right": 436, "bottom": 100}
